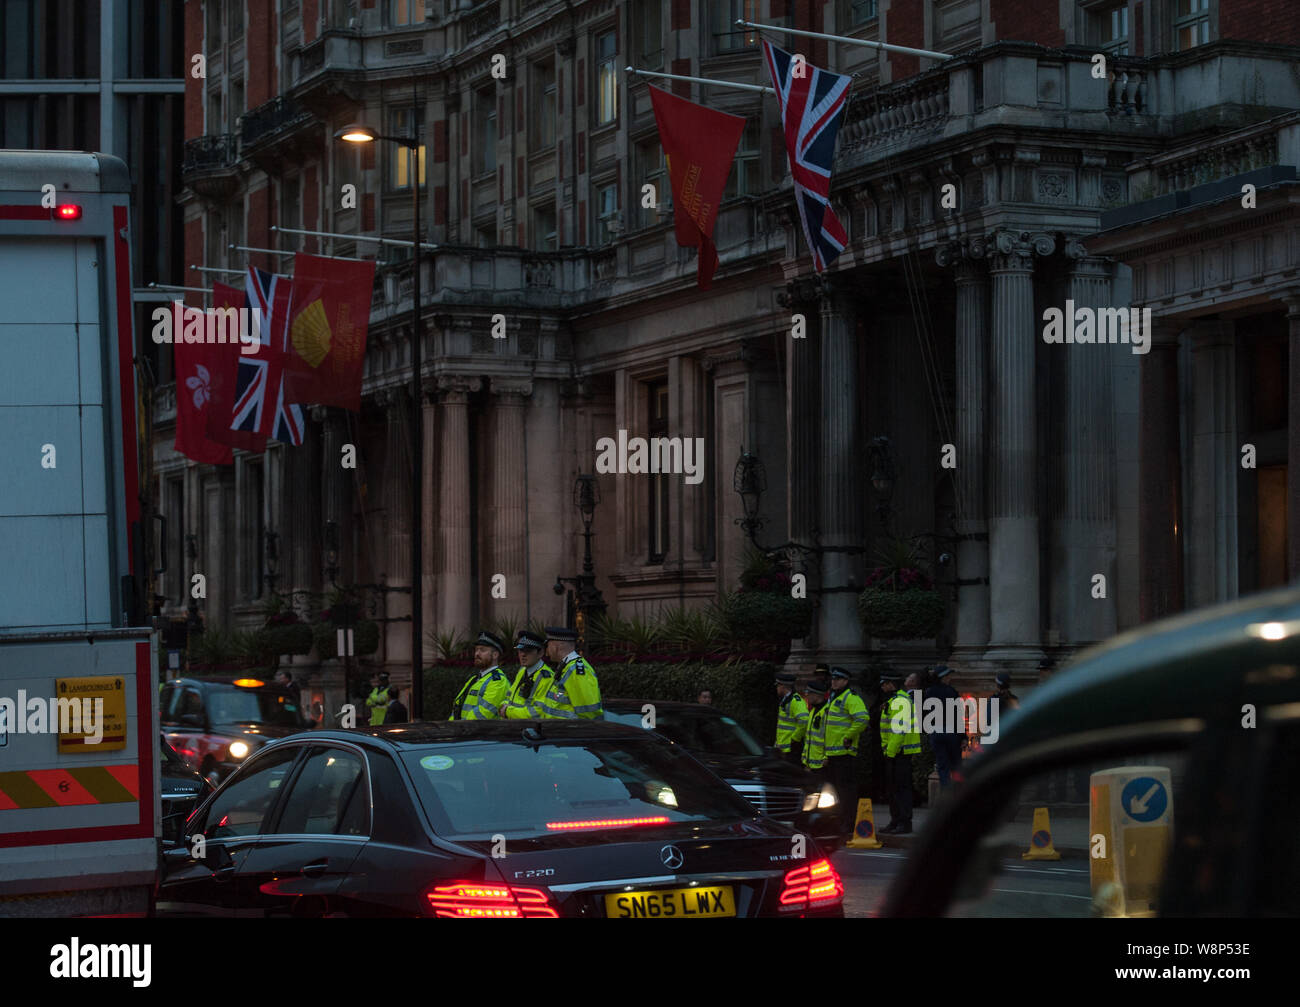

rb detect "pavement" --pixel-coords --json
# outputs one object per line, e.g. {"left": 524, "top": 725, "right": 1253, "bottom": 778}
{"left": 837, "top": 803, "right": 1093, "bottom": 859}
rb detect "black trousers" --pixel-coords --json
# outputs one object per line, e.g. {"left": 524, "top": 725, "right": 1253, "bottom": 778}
{"left": 932, "top": 735, "right": 962, "bottom": 788}
{"left": 887, "top": 754, "right": 913, "bottom": 824}
{"left": 823, "top": 755, "right": 858, "bottom": 833}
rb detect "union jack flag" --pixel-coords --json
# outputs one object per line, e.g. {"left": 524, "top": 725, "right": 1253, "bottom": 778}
{"left": 231, "top": 267, "right": 304, "bottom": 445}
{"left": 763, "top": 41, "right": 851, "bottom": 272}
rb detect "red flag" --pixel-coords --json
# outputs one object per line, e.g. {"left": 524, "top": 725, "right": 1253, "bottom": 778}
{"left": 648, "top": 85, "right": 746, "bottom": 290}
{"left": 172, "top": 300, "right": 233, "bottom": 465}
{"left": 283, "top": 253, "right": 376, "bottom": 412}
{"left": 204, "top": 280, "right": 267, "bottom": 453}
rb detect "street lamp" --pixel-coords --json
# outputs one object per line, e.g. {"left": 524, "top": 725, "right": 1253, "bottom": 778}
{"left": 554, "top": 474, "right": 607, "bottom": 649}
{"left": 324, "top": 520, "right": 340, "bottom": 586}
{"left": 336, "top": 120, "right": 425, "bottom": 718}
{"left": 869, "top": 435, "right": 896, "bottom": 527}
{"left": 732, "top": 449, "right": 767, "bottom": 546}
{"left": 264, "top": 529, "right": 279, "bottom": 596}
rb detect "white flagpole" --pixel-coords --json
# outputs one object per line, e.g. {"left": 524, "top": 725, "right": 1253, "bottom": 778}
{"left": 230, "top": 244, "right": 294, "bottom": 257}
{"left": 272, "top": 224, "right": 439, "bottom": 253}
{"left": 147, "top": 282, "right": 209, "bottom": 294}
{"left": 190, "top": 264, "right": 244, "bottom": 276}
{"left": 625, "top": 65, "right": 775, "bottom": 95}
{"left": 735, "top": 19, "right": 953, "bottom": 61}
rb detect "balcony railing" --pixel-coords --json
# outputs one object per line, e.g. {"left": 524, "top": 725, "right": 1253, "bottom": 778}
{"left": 465, "top": 2, "right": 499, "bottom": 39}
{"left": 181, "top": 133, "right": 237, "bottom": 174}
{"left": 240, "top": 95, "right": 312, "bottom": 149}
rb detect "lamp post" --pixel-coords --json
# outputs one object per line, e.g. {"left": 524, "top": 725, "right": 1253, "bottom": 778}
{"left": 733, "top": 449, "right": 767, "bottom": 546}
{"left": 263, "top": 529, "right": 279, "bottom": 596}
{"left": 324, "top": 520, "right": 340, "bottom": 587}
{"left": 554, "top": 474, "right": 607, "bottom": 650}
{"left": 869, "top": 435, "right": 896, "bottom": 529}
{"left": 336, "top": 120, "right": 425, "bottom": 718}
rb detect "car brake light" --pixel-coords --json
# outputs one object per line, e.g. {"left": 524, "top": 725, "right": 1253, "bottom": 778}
{"left": 56, "top": 204, "right": 81, "bottom": 220}
{"left": 778, "top": 858, "right": 844, "bottom": 913}
{"left": 545, "top": 816, "right": 671, "bottom": 831}
{"left": 426, "top": 882, "right": 559, "bottom": 919}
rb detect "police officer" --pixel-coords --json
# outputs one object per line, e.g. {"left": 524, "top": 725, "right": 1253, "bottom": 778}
{"left": 538, "top": 626, "right": 603, "bottom": 719}
{"left": 925, "top": 665, "right": 963, "bottom": 789}
{"left": 449, "top": 630, "right": 510, "bottom": 720}
{"left": 994, "top": 671, "right": 1020, "bottom": 711}
{"left": 366, "top": 672, "right": 390, "bottom": 726}
{"left": 774, "top": 673, "right": 808, "bottom": 764}
{"left": 800, "top": 679, "right": 831, "bottom": 784}
{"left": 504, "top": 629, "right": 553, "bottom": 718}
{"left": 823, "top": 667, "right": 869, "bottom": 833}
{"left": 879, "top": 670, "right": 921, "bottom": 834}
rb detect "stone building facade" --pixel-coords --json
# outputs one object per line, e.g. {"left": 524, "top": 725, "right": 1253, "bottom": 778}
{"left": 158, "top": 0, "right": 1300, "bottom": 713}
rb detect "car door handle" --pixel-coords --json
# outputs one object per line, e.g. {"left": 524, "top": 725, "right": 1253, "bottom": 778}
{"left": 300, "top": 860, "right": 329, "bottom": 877}
{"left": 213, "top": 864, "right": 238, "bottom": 879}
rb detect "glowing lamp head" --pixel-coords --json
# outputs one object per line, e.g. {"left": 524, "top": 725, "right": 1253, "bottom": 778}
{"left": 336, "top": 124, "right": 378, "bottom": 144}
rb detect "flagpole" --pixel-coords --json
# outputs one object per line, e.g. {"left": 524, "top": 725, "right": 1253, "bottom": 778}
{"left": 230, "top": 244, "right": 294, "bottom": 257}
{"left": 735, "top": 19, "right": 953, "bottom": 61}
{"left": 272, "top": 224, "right": 439, "bottom": 253}
{"left": 148, "top": 281, "right": 209, "bottom": 294}
{"left": 190, "top": 265, "right": 244, "bottom": 276}
{"left": 625, "top": 65, "right": 775, "bottom": 95}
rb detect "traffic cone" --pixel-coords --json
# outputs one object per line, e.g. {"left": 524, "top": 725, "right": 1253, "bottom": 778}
{"left": 1022, "top": 806, "right": 1062, "bottom": 860}
{"left": 846, "top": 798, "right": 884, "bottom": 849}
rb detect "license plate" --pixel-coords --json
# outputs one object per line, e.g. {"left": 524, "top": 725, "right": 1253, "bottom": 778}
{"left": 604, "top": 886, "right": 736, "bottom": 918}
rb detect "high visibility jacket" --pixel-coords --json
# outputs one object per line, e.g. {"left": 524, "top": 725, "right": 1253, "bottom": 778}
{"left": 775, "top": 692, "right": 809, "bottom": 754}
{"left": 824, "top": 686, "right": 869, "bottom": 757}
{"left": 450, "top": 666, "right": 510, "bottom": 720}
{"left": 366, "top": 687, "right": 389, "bottom": 726}
{"left": 504, "top": 661, "right": 554, "bottom": 719}
{"left": 801, "top": 701, "right": 830, "bottom": 771}
{"left": 881, "top": 690, "right": 922, "bottom": 758}
{"left": 537, "top": 652, "right": 603, "bottom": 720}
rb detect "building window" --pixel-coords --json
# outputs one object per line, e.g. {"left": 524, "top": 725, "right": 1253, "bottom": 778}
{"left": 230, "top": 0, "right": 244, "bottom": 40}
{"left": 715, "top": 0, "right": 760, "bottom": 53}
{"left": 633, "top": 0, "right": 663, "bottom": 70}
{"left": 476, "top": 223, "right": 496, "bottom": 248}
{"left": 532, "top": 203, "right": 556, "bottom": 251}
{"left": 207, "top": 0, "right": 224, "bottom": 49}
{"left": 634, "top": 138, "right": 666, "bottom": 230}
{"left": 389, "top": 107, "right": 426, "bottom": 189}
{"left": 722, "top": 121, "right": 759, "bottom": 199}
{"left": 595, "top": 30, "right": 618, "bottom": 125}
{"left": 166, "top": 478, "right": 184, "bottom": 606}
{"left": 849, "top": 0, "right": 878, "bottom": 24}
{"left": 648, "top": 380, "right": 670, "bottom": 563}
{"left": 594, "top": 182, "right": 619, "bottom": 244}
{"left": 474, "top": 87, "right": 496, "bottom": 174}
{"left": 1175, "top": 0, "right": 1211, "bottom": 50}
{"left": 281, "top": 176, "right": 300, "bottom": 234}
{"left": 1094, "top": 3, "right": 1130, "bottom": 55}
{"left": 391, "top": 0, "right": 422, "bottom": 26}
{"left": 231, "top": 78, "right": 245, "bottom": 119}
{"left": 531, "top": 59, "right": 557, "bottom": 149}
{"left": 207, "top": 91, "right": 223, "bottom": 134}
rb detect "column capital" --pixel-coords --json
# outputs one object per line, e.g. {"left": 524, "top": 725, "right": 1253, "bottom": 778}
{"left": 1281, "top": 287, "right": 1300, "bottom": 318}
{"left": 492, "top": 377, "right": 534, "bottom": 400}
{"left": 984, "top": 228, "right": 1054, "bottom": 271}
{"left": 437, "top": 375, "right": 482, "bottom": 402}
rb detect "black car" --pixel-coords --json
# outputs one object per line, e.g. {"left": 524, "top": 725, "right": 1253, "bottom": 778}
{"left": 603, "top": 700, "right": 843, "bottom": 852}
{"left": 159, "top": 734, "right": 213, "bottom": 844}
{"left": 161, "top": 676, "right": 308, "bottom": 786}
{"left": 158, "top": 720, "right": 845, "bottom": 918}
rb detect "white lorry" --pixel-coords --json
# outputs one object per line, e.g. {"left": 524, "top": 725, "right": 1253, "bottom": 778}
{"left": 0, "top": 151, "right": 161, "bottom": 916}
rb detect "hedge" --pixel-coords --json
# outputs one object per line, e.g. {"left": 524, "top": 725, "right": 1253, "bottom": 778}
{"left": 858, "top": 586, "right": 946, "bottom": 640}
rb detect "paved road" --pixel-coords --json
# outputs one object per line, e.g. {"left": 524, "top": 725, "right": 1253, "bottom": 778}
{"left": 835, "top": 849, "right": 1093, "bottom": 918}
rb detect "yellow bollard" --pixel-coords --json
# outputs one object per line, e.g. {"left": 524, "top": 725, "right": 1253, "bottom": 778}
{"left": 846, "top": 798, "right": 884, "bottom": 850}
{"left": 1021, "top": 806, "right": 1062, "bottom": 860}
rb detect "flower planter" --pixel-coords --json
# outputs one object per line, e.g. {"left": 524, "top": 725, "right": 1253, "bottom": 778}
{"left": 261, "top": 622, "right": 314, "bottom": 657}
{"left": 857, "top": 586, "right": 946, "bottom": 640}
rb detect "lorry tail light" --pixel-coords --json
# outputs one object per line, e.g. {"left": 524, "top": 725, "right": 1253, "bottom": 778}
{"left": 56, "top": 204, "right": 81, "bottom": 219}
{"left": 425, "top": 882, "right": 559, "bottom": 918}
{"left": 778, "top": 858, "right": 844, "bottom": 913}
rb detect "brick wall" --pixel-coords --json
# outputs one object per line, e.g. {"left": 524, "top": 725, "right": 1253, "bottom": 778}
{"left": 246, "top": 2, "right": 273, "bottom": 108}
{"left": 302, "top": 0, "right": 319, "bottom": 46}
{"left": 989, "top": 0, "right": 1064, "bottom": 46}
{"left": 671, "top": 0, "right": 691, "bottom": 30}
{"left": 247, "top": 186, "right": 269, "bottom": 271}
{"left": 1221, "top": 0, "right": 1300, "bottom": 43}
{"left": 884, "top": 0, "right": 924, "bottom": 80}
{"left": 303, "top": 165, "right": 318, "bottom": 253}
{"left": 184, "top": 0, "right": 202, "bottom": 138}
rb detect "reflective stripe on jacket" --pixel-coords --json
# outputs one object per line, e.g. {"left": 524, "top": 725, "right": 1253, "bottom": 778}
{"left": 537, "top": 654, "right": 603, "bottom": 719}
{"left": 801, "top": 702, "right": 829, "bottom": 771}
{"left": 451, "top": 667, "right": 510, "bottom": 720}
{"left": 366, "top": 687, "right": 389, "bottom": 726}
{"left": 880, "top": 691, "right": 922, "bottom": 758}
{"left": 776, "top": 692, "right": 809, "bottom": 753}
{"left": 824, "top": 687, "right": 869, "bottom": 757}
{"left": 504, "top": 662, "right": 554, "bottom": 719}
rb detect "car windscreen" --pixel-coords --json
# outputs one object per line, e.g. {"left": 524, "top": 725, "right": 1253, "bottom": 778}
{"left": 206, "top": 688, "right": 303, "bottom": 727}
{"left": 401, "top": 738, "right": 758, "bottom": 839}
{"left": 605, "top": 709, "right": 765, "bottom": 757}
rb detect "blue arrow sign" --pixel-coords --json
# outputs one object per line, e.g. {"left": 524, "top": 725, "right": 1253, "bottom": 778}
{"left": 1121, "top": 776, "right": 1168, "bottom": 823}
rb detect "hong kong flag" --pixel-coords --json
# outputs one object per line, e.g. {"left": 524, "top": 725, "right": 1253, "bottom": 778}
{"left": 173, "top": 299, "right": 233, "bottom": 465}
{"left": 648, "top": 85, "right": 746, "bottom": 290}
{"left": 283, "top": 252, "right": 376, "bottom": 412}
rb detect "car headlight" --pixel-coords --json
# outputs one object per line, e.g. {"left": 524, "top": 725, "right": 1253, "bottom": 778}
{"left": 817, "top": 785, "right": 838, "bottom": 809}
{"left": 228, "top": 741, "right": 250, "bottom": 759}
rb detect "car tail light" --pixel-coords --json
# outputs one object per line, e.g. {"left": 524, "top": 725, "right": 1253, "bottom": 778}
{"left": 544, "top": 816, "right": 671, "bottom": 831}
{"left": 426, "top": 882, "right": 559, "bottom": 919}
{"left": 778, "top": 858, "right": 844, "bottom": 913}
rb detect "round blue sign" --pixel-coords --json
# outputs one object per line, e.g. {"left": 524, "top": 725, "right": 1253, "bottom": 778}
{"left": 1032, "top": 830, "right": 1051, "bottom": 848}
{"left": 856, "top": 820, "right": 874, "bottom": 838}
{"left": 1121, "top": 776, "right": 1168, "bottom": 822}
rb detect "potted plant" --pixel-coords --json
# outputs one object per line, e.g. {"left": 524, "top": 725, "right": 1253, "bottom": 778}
{"left": 857, "top": 538, "right": 946, "bottom": 640}
{"left": 720, "top": 549, "right": 813, "bottom": 661}
{"left": 313, "top": 586, "right": 380, "bottom": 658}
{"left": 259, "top": 593, "right": 314, "bottom": 661}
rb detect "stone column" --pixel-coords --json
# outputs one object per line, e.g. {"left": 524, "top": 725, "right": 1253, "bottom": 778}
{"left": 491, "top": 379, "right": 531, "bottom": 620}
{"left": 940, "top": 242, "right": 991, "bottom": 654}
{"left": 321, "top": 407, "right": 352, "bottom": 580}
{"left": 985, "top": 230, "right": 1052, "bottom": 659}
{"left": 436, "top": 377, "right": 477, "bottom": 634}
{"left": 816, "top": 278, "right": 866, "bottom": 664}
{"left": 1187, "top": 319, "right": 1238, "bottom": 608}
{"left": 385, "top": 390, "right": 411, "bottom": 586}
{"left": 421, "top": 382, "right": 437, "bottom": 641}
{"left": 1063, "top": 245, "right": 1117, "bottom": 644}
{"left": 1138, "top": 319, "right": 1185, "bottom": 621}
{"left": 1285, "top": 294, "right": 1300, "bottom": 581}
{"left": 783, "top": 280, "right": 822, "bottom": 666}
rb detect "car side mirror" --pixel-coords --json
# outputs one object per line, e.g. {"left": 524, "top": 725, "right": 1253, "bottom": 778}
{"left": 180, "top": 713, "right": 203, "bottom": 727}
